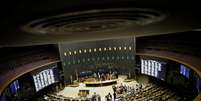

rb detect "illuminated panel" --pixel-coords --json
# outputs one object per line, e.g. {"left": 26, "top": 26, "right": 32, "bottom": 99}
{"left": 141, "top": 59, "right": 166, "bottom": 80}
{"left": 141, "top": 59, "right": 144, "bottom": 74}
{"left": 180, "top": 64, "right": 190, "bottom": 78}
{"left": 9, "top": 80, "right": 20, "bottom": 94}
{"left": 196, "top": 75, "right": 201, "bottom": 93}
{"left": 32, "top": 68, "right": 57, "bottom": 92}
{"left": 1, "top": 94, "right": 6, "bottom": 101}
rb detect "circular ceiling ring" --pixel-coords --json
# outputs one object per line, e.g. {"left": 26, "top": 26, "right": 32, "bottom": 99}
{"left": 22, "top": 8, "right": 166, "bottom": 35}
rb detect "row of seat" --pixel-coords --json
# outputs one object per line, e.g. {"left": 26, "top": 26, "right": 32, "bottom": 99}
{"left": 42, "top": 94, "right": 92, "bottom": 101}
{"left": 124, "top": 83, "right": 181, "bottom": 101}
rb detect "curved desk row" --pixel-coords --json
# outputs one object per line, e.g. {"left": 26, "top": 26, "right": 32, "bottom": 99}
{"left": 84, "top": 79, "right": 117, "bottom": 87}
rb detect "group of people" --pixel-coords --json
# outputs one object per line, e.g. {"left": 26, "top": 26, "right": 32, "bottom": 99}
{"left": 93, "top": 71, "right": 118, "bottom": 81}
{"left": 91, "top": 92, "right": 114, "bottom": 101}
{"left": 112, "top": 83, "right": 143, "bottom": 95}
{"left": 111, "top": 83, "right": 144, "bottom": 101}
{"left": 79, "top": 71, "right": 118, "bottom": 82}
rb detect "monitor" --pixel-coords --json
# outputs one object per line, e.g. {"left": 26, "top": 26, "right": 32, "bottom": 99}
{"left": 180, "top": 64, "right": 190, "bottom": 78}
{"left": 10, "top": 80, "right": 20, "bottom": 94}
{"left": 32, "top": 67, "right": 58, "bottom": 92}
{"left": 141, "top": 59, "right": 166, "bottom": 80}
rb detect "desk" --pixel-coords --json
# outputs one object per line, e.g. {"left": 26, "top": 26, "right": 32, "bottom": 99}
{"left": 84, "top": 79, "right": 117, "bottom": 87}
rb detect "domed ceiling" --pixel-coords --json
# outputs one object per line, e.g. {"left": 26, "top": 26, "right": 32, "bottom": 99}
{"left": 22, "top": 8, "right": 166, "bottom": 35}
{"left": 0, "top": 0, "right": 200, "bottom": 47}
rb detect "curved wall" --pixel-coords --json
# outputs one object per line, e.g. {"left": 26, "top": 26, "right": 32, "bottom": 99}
{"left": 0, "top": 58, "right": 60, "bottom": 96}
{"left": 136, "top": 50, "right": 201, "bottom": 101}
{"left": 136, "top": 32, "right": 201, "bottom": 101}
{"left": 1, "top": 34, "right": 201, "bottom": 100}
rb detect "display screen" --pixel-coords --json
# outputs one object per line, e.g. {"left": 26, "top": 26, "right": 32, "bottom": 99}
{"left": 141, "top": 59, "right": 166, "bottom": 80}
{"left": 196, "top": 75, "right": 201, "bottom": 93}
{"left": 10, "top": 80, "right": 20, "bottom": 94}
{"left": 180, "top": 64, "right": 190, "bottom": 78}
{"left": 1, "top": 95, "right": 6, "bottom": 101}
{"left": 32, "top": 67, "right": 58, "bottom": 92}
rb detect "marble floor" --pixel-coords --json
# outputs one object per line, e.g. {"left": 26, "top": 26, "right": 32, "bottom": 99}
{"left": 57, "top": 75, "right": 140, "bottom": 101}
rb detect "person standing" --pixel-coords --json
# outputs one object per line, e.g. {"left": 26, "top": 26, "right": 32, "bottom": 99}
{"left": 106, "top": 93, "right": 112, "bottom": 101}
{"left": 108, "top": 93, "right": 112, "bottom": 101}
{"left": 113, "top": 92, "right": 116, "bottom": 101}
{"left": 112, "top": 85, "right": 116, "bottom": 93}
{"left": 105, "top": 95, "right": 108, "bottom": 101}
{"left": 98, "top": 72, "right": 100, "bottom": 81}
{"left": 92, "top": 92, "right": 97, "bottom": 101}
